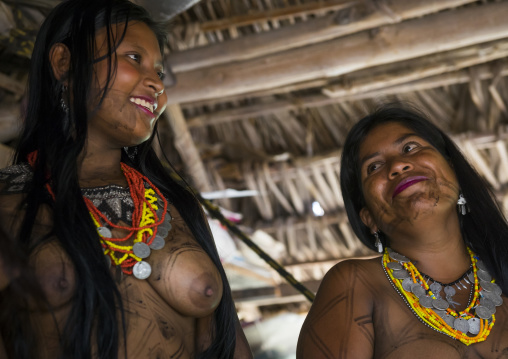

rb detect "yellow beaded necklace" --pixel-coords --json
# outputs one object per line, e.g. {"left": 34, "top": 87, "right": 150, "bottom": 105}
{"left": 383, "top": 247, "right": 499, "bottom": 345}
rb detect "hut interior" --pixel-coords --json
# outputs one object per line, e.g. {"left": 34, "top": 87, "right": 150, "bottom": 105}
{"left": 2, "top": 0, "right": 508, "bottom": 356}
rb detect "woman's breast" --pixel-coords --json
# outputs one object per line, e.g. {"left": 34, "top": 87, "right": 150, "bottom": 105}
{"left": 146, "top": 204, "right": 223, "bottom": 318}
{"left": 31, "top": 240, "right": 76, "bottom": 309}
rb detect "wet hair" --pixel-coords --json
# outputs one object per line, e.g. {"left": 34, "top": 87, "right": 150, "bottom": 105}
{"left": 3, "top": 0, "right": 237, "bottom": 358}
{"left": 340, "top": 103, "right": 508, "bottom": 296}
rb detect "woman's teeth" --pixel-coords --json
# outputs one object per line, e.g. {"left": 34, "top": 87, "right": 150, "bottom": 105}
{"left": 129, "top": 97, "right": 156, "bottom": 113}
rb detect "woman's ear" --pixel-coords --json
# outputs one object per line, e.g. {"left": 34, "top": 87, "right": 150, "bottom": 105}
{"left": 359, "top": 207, "right": 378, "bottom": 233}
{"left": 49, "top": 43, "right": 71, "bottom": 83}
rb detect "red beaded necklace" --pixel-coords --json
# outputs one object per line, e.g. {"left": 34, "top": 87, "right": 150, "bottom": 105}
{"left": 28, "top": 152, "right": 169, "bottom": 276}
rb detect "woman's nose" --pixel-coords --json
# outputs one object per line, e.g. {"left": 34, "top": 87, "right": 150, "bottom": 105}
{"left": 388, "top": 159, "right": 413, "bottom": 178}
{"left": 145, "top": 70, "right": 164, "bottom": 95}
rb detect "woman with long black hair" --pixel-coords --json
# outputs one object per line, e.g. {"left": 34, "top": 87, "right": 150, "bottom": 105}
{"left": 297, "top": 104, "right": 508, "bottom": 358}
{"left": 0, "top": 0, "right": 251, "bottom": 358}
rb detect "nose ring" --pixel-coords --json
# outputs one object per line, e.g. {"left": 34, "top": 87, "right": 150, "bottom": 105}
{"left": 156, "top": 88, "right": 164, "bottom": 96}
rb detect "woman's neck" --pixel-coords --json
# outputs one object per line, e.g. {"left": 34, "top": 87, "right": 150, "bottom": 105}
{"left": 387, "top": 212, "right": 470, "bottom": 284}
{"left": 78, "top": 147, "right": 127, "bottom": 188}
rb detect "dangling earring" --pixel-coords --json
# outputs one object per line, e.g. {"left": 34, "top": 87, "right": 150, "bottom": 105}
{"left": 373, "top": 231, "right": 383, "bottom": 253}
{"left": 60, "top": 85, "right": 69, "bottom": 114}
{"left": 123, "top": 146, "right": 138, "bottom": 161}
{"left": 457, "top": 193, "right": 468, "bottom": 215}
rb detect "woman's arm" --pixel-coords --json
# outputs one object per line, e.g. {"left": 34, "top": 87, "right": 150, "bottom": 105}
{"left": 297, "top": 260, "right": 375, "bottom": 359}
{"left": 195, "top": 313, "right": 253, "bottom": 358}
{"left": 233, "top": 315, "right": 253, "bottom": 359}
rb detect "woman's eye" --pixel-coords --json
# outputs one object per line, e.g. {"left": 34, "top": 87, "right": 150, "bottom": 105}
{"left": 157, "top": 72, "right": 166, "bottom": 80}
{"left": 367, "top": 162, "right": 381, "bottom": 174}
{"left": 127, "top": 53, "right": 141, "bottom": 63}
{"left": 403, "top": 142, "right": 419, "bottom": 153}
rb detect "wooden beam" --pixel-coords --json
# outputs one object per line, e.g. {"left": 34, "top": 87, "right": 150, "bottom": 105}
{"left": 323, "top": 39, "right": 508, "bottom": 98}
{"left": 168, "top": 0, "right": 475, "bottom": 72}
{"left": 182, "top": 78, "right": 330, "bottom": 110}
{"left": 186, "top": 60, "right": 508, "bottom": 128}
{"left": 0, "top": 73, "right": 25, "bottom": 96}
{"left": 165, "top": 104, "right": 212, "bottom": 192}
{"left": 200, "top": 0, "right": 357, "bottom": 32}
{"left": 166, "top": 1, "right": 508, "bottom": 104}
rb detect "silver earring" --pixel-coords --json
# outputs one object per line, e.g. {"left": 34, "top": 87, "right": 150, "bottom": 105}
{"left": 373, "top": 231, "right": 383, "bottom": 253}
{"left": 123, "top": 146, "right": 138, "bottom": 161}
{"left": 457, "top": 193, "right": 468, "bottom": 215}
{"left": 60, "top": 85, "right": 69, "bottom": 113}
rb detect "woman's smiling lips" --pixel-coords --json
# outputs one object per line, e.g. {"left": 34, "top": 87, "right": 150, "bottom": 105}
{"left": 392, "top": 176, "right": 429, "bottom": 198}
{"left": 129, "top": 96, "right": 157, "bottom": 117}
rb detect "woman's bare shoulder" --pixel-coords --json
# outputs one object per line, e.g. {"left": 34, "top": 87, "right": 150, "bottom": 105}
{"left": 324, "top": 256, "right": 383, "bottom": 283}
{"left": 314, "top": 256, "right": 385, "bottom": 307}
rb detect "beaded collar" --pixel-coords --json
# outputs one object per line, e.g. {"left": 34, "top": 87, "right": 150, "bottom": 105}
{"left": 81, "top": 185, "right": 135, "bottom": 224}
{"left": 0, "top": 163, "right": 33, "bottom": 194}
{"left": 383, "top": 247, "right": 503, "bottom": 345}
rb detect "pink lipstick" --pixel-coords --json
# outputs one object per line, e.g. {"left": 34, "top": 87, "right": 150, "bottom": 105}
{"left": 392, "top": 176, "right": 428, "bottom": 198}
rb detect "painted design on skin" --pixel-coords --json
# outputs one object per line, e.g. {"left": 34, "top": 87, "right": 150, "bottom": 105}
{"left": 354, "top": 315, "right": 375, "bottom": 346}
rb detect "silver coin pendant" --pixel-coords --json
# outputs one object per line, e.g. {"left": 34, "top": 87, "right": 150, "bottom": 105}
{"left": 402, "top": 277, "right": 413, "bottom": 292}
{"left": 419, "top": 296, "right": 434, "bottom": 308}
{"left": 476, "top": 261, "right": 487, "bottom": 272}
{"left": 468, "top": 317, "right": 481, "bottom": 335}
{"left": 387, "top": 262, "right": 403, "bottom": 271}
{"left": 133, "top": 242, "right": 151, "bottom": 259}
{"left": 411, "top": 283, "right": 426, "bottom": 297}
{"left": 133, "top": 261, "right": 152, "bottom": 279}
{"left": 149, "top": 235, "right": 166, "bottom": 250}
{"left": 429, "top": 282, "right": 442, "bottom": 294}
{"left": 482, "top": 290, "right": 503, "bottom": 306}
{"left": 98, "top": 226, "right": 112, "bottom": 238}
{"left": 475, "top": 305, "right": 493, "bottom": 320}
{"left": 443, "top": 314, "right": 455, "bottom": 327}
{"left": 393, "top": 270, "right": 410, "bottom": 279}
{"left": 480, "top": 298, "right": 496, "bottom": 312}
{"left": 453, "top": 317, "right": 469, "bottom": 333}
{"left": 444, "top": 286, "right": 456, "bottom": 296}
{"left": 477, "top": 270, "right": 492, "bottom": 282}
{"left": 432, "top": 298, "right": 449, "bottom": 310}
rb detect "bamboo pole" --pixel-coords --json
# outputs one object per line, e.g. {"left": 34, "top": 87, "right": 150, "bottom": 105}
{"left": 165, "top": 104, "right": 212, "bottom": 192}
{"left": 166, "top": 1, "right": 508, "bottom": 104}
{"left": 168, "top": 0, "right": 475, "bottom": 72}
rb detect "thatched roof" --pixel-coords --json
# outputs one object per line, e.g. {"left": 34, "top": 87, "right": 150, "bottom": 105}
{"left": 2, "top": 0, "right": 508, "bottom": 308}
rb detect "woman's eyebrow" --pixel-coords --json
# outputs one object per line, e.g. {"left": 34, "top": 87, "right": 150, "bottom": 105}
{"left": 394, "top": 133, "right": 418, "bottom": 145}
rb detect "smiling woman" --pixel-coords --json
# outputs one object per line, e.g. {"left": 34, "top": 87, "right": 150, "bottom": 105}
{"left": 297, "top": 104, "right": 508, "bottom": 358}
{"left": 0, "top": 1, "right": 251, "bottom": 358}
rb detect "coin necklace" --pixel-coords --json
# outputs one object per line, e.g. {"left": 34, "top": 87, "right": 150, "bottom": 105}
{"left": 86, "top": 163, "right": 171, "bottom": 279}
{"left": 383, "top": 247, "right": 503, "bottom": 345}
{"left": 419, "top": 266, "right": 473, "bottom": 308}
{"left": 26, "top": 153, "right": 171, "bottom": 279}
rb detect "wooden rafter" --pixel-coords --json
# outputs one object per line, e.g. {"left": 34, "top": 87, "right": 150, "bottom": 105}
{"left": 166, "top": 1, "right": 508, "bottom": 104}
{"left": 168, "top": 0, "right": 475, "bottom": 72}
